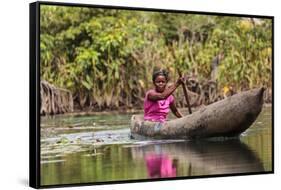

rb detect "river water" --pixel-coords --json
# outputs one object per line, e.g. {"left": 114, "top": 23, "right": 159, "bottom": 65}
{"left": 40, "top": 106, "right": 272, "bottom": 186}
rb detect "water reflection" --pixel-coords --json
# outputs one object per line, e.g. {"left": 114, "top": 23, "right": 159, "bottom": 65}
{"left": 41, "top": 107, "right": 271, "bottom": 185}
{"left": 131, "top": 139, "right": 264, "bottom": 177}
{"left": 145, "top": 153, "right": 177, "bottom": 178}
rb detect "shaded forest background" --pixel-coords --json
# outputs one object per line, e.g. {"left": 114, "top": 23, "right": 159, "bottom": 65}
{"left": 40, "top": 5, "right": 272, "bottom": 113}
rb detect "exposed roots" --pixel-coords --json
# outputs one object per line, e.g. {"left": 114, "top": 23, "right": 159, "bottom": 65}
{"left": 40, "top": 80, "right": 74, "bottom": 115}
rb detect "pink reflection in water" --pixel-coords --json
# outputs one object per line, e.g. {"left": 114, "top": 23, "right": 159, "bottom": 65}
{"left": 145, "top": 154, "right": 177, "bottom": 178}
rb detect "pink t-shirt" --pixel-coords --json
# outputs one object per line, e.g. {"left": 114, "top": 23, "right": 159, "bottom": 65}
{"left": 144, "top": 89, "right": 174, "bottom": 122}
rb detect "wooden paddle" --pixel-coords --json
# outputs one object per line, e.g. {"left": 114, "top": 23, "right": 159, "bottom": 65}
{"left": 177, "top": 69, "right": 192, "bottom": 114}
{"left": 168, "top": 46, "right": 192, "bottom": 114}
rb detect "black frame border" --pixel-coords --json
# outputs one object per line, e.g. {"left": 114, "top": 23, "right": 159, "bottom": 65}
{"left": 29, "top": 1, "right": 274, "bottom": 189}
{"left": 30, "top": 2, "right": 41, "bottom": 188}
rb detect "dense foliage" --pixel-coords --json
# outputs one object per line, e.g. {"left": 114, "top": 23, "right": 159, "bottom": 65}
{"left": 40, "top": 5, "right": 272, "bottom": 110}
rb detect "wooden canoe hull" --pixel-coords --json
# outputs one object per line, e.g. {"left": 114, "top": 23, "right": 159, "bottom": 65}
{"left": 130, "top": 88, "right": 265, "bottom": 139}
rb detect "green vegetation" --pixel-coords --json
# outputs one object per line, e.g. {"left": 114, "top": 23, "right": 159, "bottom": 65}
{"left": 40, "top": 5, "right": 272, "bottom": 110}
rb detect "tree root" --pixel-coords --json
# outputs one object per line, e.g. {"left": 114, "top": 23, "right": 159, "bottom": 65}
{"left": 40, "top": 80, "right": 73, "bottom": 115}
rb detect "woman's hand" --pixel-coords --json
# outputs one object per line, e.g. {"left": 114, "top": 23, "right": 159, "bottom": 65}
{"left": 176, "top": 76, "right": 185, "bottom": 86}
{"left": 170, "top": 101, "right": 183, "bottom": 118}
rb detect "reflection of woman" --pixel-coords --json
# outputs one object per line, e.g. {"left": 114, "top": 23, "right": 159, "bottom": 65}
{"left": 145, "top": 153, "right": 177, "bottom": 178}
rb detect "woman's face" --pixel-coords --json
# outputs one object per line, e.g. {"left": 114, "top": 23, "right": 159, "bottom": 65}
{"left": 154, "top": 75, "right": 167, "bottom": 93}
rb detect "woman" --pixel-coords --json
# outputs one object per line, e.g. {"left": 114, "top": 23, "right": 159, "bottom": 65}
{"left": 144, "top": 69, "right": 184, "bottom": 122}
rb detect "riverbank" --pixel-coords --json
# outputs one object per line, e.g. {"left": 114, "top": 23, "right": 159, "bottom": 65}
{"left": 41, "top": 103, "right": 272, "bottom": 118}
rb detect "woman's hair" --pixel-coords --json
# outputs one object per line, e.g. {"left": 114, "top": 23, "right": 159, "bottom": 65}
{"left": 152, "top": 69, "right": 169, "bottom": 82}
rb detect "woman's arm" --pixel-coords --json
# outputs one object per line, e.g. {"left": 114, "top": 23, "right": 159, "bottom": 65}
{"left": 147, "top": 78, "right": 184, "bottom": 101}
{"left": 147, "top": 83, "right": 179, "bottom": 101}
{"left": 169, "top": 101, "right": 183, "bottom": 118}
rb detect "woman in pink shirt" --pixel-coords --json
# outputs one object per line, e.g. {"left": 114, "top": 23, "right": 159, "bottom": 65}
{"left": 144, "top": 69, "right": 184, "bottom": 122}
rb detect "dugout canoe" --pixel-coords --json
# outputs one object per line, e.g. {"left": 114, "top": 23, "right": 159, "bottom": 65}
{"left": 130, "top": 88, "right": 265, "bottom": 139}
